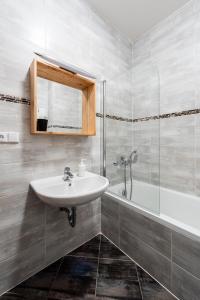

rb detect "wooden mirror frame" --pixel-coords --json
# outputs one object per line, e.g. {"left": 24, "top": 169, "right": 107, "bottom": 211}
{"left": 30, "top": 59, "right": 96, "bottom": 136}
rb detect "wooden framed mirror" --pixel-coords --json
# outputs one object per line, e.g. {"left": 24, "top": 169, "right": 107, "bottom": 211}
{"left": 30, "top": 59, "right": 96, "bottom": 136}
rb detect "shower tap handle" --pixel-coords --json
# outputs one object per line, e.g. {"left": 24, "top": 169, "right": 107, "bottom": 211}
{"left": 113, "top": 156, "right": 129, "bottom": 167}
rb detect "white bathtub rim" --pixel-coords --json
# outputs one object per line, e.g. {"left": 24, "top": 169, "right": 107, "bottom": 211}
{"left": 104, "top": 191, "right": 200, "bottom": 243}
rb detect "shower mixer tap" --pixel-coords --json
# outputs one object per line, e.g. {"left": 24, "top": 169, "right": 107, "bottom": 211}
{"left": 113, "top": 150, "right": 138, "bottom": 200}
{"left": 113, "top": 151, "right": 138, "bottom": 167}
{"left": 113, "top": 156, "right": 129, "bottom": 167}
{"left": 129, "top": 150, "right": 138, "bottom": 201}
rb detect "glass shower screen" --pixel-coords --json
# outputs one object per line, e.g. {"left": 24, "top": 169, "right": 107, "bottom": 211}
{"left": 102, "top": 62, "right": 160, "bottom": 215}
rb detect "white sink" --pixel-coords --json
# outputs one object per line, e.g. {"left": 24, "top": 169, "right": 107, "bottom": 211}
{"left": 30, "top": 172, "right": 109, "bottom": 207}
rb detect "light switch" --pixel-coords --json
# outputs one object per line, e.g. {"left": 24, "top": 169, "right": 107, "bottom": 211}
{"left": 0, "top": 132, "right": 8, "bottom": 143}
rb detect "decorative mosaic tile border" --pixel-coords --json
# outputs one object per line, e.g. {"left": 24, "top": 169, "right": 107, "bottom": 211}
{"left": 1, "top": 94, "right": 200, "bottom": 123}
{"left": 48, "top": 125, "right": 82, "bottom": 130}
{"left": 97, "top": 109, "right": 200, "bottom": 122}
{"left": 96, "top": 112, "right": 103, "bottom": 118}
{"left": 0, "top": 94, "right": 30, "bottom": 105}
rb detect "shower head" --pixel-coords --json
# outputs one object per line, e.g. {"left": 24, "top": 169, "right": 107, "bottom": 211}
{"left": 129, "top": 150, "right": 138, "bottom": 163}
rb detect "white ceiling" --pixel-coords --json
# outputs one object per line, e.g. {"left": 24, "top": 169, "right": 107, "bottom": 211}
{"left": 86, "top": 0, "right": 189, "bottom": 41}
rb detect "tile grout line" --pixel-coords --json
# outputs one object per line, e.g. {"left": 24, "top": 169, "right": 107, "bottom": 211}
{"left": 67, "top": 254, "right": 130, "bottom": 261}
{"left": 95, "top": 234, "right": 101, "bottom": 297}
{"left": 47, "top": 257, "right": 64, "bottom": 299}
{"left": 136, "top": 265, "right": 144, "bottom": 300}
{"left": 170, "top": 231, "right": 173, "bottom": 290}
{"left": 101, "top": 233, "right": 179, "bottom": 300}
{"left": 0, "top": 233, "right": 179, "bottom": 299}
{"left": 0, "top": 234, "right": 101, "bottom": 298}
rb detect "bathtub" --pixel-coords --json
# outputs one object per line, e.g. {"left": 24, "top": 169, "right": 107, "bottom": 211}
{"left": 107, "top": 180, "right": 200, "bottom": 239}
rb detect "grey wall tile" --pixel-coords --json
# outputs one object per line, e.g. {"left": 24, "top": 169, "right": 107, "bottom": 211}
{"left": 131, "top": 0, "right": 199, "bottom": 198}
{"left": 195, "top": 115, "right": 200, "bottom": 196}
{"left": 120, "top": 229, "right": 171, "bottom": 288}
{"left": 101, "top": 195, "right": 120, "bottom": 246}
{"left": 105, "top": 99, "right": 133, "bottom": 186}
{"left": 45, "top": 199, "right": 101, "bottom": 264}
{"left": 132, "top": 119, "right": 160, "bottom": 189}
{"left": 45, "top": 216, "right": 100, "bottom": 266}
{"left": 132, "top": 61, "right": 160, "bottom": 118}
{"left": 171, "top": 263, "right": 200, "bottom": 300}
{"left": 0, "top": 241, "right": 45, "bottom": 295}
{"left": 0, "top": 227, "right": 44, "bottom": 264}
{"left": 150, "top": 1, "right": 197, "bottom": 114}
{"left": 160, "top": 115, "right": 195, "bottom": 195}
{"left": 0, "top": 190, "right": 44, "bottom": 229}
{"left": 120, "top": 205, "right": 171, "bottom": 258}
{"left": 172, "top": 231, "right": 200, "bottom": 279}
{"left": 0, "top": 190, "right": 45, "bottom": 262}
{"left": 0, "top": 163, "right": 33, "bottom": 198}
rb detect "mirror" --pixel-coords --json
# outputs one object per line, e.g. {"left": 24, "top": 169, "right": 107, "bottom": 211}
{"left": 30, "top": 60, "right": 96, "bottom": 136}
{"left": 37, "top": 78, "right": 82, "bottom": 133}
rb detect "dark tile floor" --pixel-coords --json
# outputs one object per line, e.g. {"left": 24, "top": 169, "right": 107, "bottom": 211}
{"left": 0, "top": 235, "right": 176, "bottom": 299}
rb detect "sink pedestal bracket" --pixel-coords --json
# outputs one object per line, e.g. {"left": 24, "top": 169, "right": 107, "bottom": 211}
{"left": 60, "top": 207, "right": 76, "bottom": 227}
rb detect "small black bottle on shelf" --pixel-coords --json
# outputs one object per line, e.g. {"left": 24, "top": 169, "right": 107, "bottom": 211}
{"left": 37, "top": 118, "right": 48, "bottom": 131}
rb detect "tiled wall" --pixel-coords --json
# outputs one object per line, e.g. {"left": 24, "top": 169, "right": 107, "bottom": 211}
{"left": 132, "top": 0, "right": 200, "bottom": 196}
{"left": 102, "top": 194, "right": 200, "bottom": 300}
{"left": 0, "top": 0, "right": 132, "bottom": 295}
{"left": 105, "top": 68, "right": 133, "bottom": 185}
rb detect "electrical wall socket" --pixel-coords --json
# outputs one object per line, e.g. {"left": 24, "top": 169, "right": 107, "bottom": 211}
{"left": 0, "top": 132, "right": 19, "bottom": 143}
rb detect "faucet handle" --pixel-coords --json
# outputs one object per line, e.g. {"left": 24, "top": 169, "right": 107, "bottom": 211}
{"left": 64, "top": 167, "right": 74, "bottom": 178}
{"left": 63, "top": 166, "right": 74, "bottom": 182}
{"left": 69, "top": 172, "right": 74, "bottom": 178}
{"left": 64, "top": 166, "right": 70, "bottom": 173}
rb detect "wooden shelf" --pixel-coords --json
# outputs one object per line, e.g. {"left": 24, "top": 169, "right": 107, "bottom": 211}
{"left": 29, "top": 59, "right": 96, "bottom": 136}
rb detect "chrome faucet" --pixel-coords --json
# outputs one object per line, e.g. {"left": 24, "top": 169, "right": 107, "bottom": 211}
{"left": 113, "top": 151, "right": 137, "bottom": 168}
{"left": 113, "top": 150, "right": 138, "bottom": 200}
{"left": 63, "top": 167, "right": 74, "bottom": 186}
{"left": 113, "top": 156, "right": 129, "bottom": 167}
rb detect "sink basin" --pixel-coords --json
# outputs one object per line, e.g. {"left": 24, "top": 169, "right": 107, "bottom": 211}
{"left": 30, "top": 172, "right": 109, "bottom": 207}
